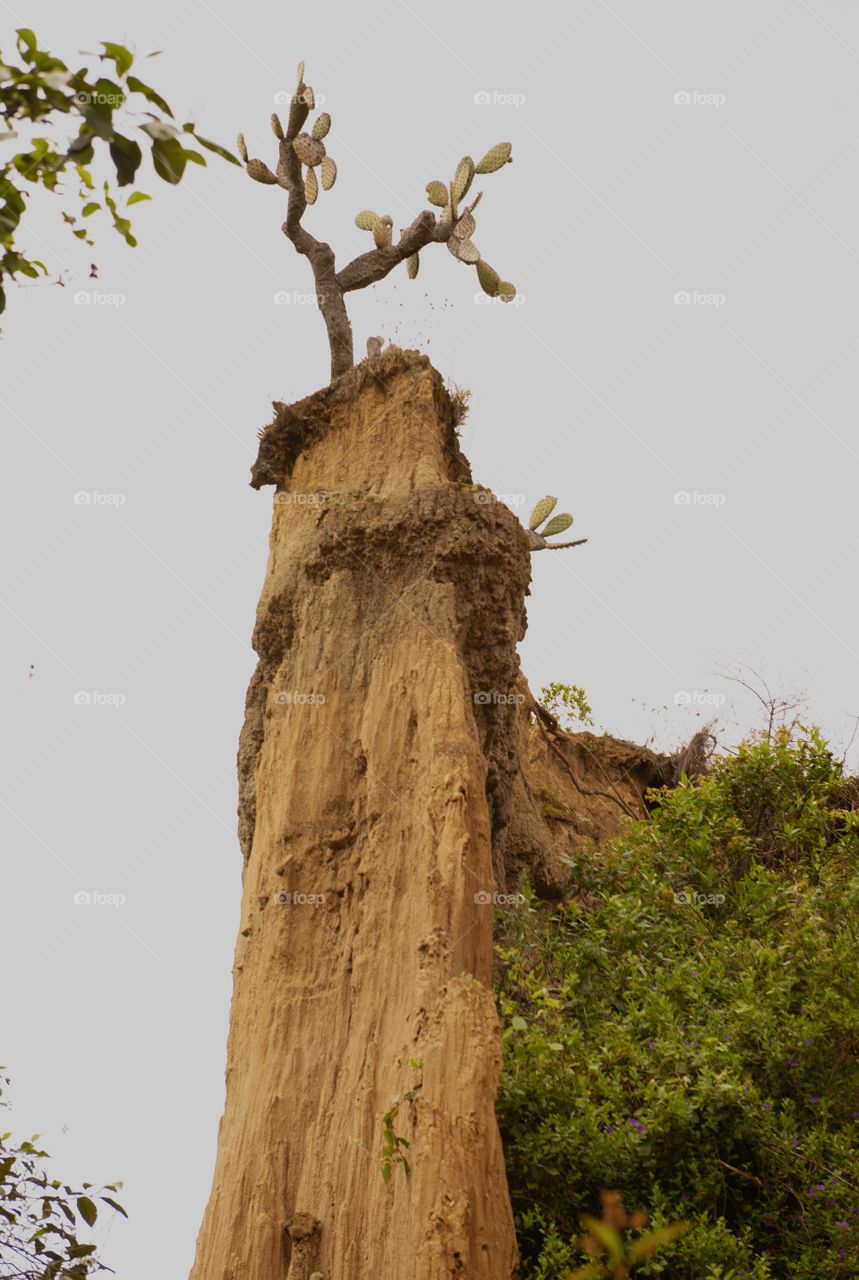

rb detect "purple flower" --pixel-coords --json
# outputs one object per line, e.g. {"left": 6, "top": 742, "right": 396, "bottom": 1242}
{"left": 628, "top": 1118, "right": 646, "bottom": 1134}
{"left": 803, "top": 1038, "right": 812, "bottom": 1045}
{"left": 810, "top": 1095, "right": 820, "bottom": 1104}
{"left": 605, "top": 1126, "right": 616, "bottom": 1134}
{"left": 680, "top": 1192, "right": 690, "bottom": 1201}
{"left": 788, "top": 1058, "right": 799, "bottom": 1067}
{"left": 837, "top": 1221, "right": 849, "bottom": 1229}
{"left": 762, "top": 1103, "right": 772, "bottom": 1111}
{"left": 763, "top": 1217, "right": 773, "bottom": 1227}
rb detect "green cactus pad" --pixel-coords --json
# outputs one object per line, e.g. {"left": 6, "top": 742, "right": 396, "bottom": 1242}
{"left": 312, "top": 113, "right": 332, "bottom": 141}
{"left": 476, "top": 260, "right": 501, "bottom": 296}
{"left": 452, "top": 156, "right": 475, "bottom": 205}
{"left": 355, "top": 210, "right": 380, "bottom": 231}
{"left": 447, "top": 236, "right": 480, "bottom": 264}
{"left": 528, "top": 495, "right": 557, "bottom": 531}
{"left": 246, "top": 158, "right": 278, "bottom": 184}
{"left": 320, "top": 156, "right": 337, "bottom": 190}
{"left": 426, "top": 181, "right": 449, "bottom": 207}
{"left": 372, "top": 216, "right": 393, "bottom": 249}
{"left": 292, "top": 133, "right": 325, "bottom": 167}
{"left": 474, "top": 142, "right": 512, "bottom": 174}
{"left": 498, "top": 281, "right": 517, "bottom": 303}
{"left": 296, "top": 60, "right": 305, "bottom": 86}
{"left": 406, "top": 253, "right": 420, "bottom": 279}
{"left": 288, "top": 93, "right": 310, "bottom": 137}
{"left": 542, "top": 513, "right": 574, "bottom": 537}
{"left": 271, "top": 114, "right": 284, "bottom": 140}
{"left": 453, "top": 211, "right": 476, "bottom": 241}
{"left": 304, "top": 166, "right": 318, "bottom": 205}
{"left": 236, "top": 133, "right": 248, "bottom": 163}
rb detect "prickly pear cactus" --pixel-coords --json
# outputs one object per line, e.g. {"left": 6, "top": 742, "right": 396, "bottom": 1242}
{"left": 406, "top": 253, "right": 420, "bottom": 279}
{"left": 475, "top": 142, "right": 512, "bottom": 174}
{"left": 247, "top": 158, "right": 278, "bottom": 184}
{"left": 304, "top": 166, "right": 318, "bottom": 204}
{"left": 526, "top": 497, "right": 585, "bottom": 552}
{"left": 312, "top": 112, "right": 331, "bottom": 141}
{"left": 529, "top": 495, "right": 558, "bottom": 531}
{"left": 293, "top": 133, "right": 326, "bottom": 167}
{"left": 320, "top": 156, "right": 337, "bottom": 190}
{"left": 426, "top": 180, "right": 449, "bottom": 207}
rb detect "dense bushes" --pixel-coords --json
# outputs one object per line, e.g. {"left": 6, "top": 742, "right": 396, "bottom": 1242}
{"left": 495, "top": 729, "right": 859, "bottom": 1278}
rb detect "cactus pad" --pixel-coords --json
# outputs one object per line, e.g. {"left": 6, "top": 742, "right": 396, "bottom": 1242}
{"left": 426, "top": 181, "right": 449, "bottom": 207}
{"left": 293, "top": 133, "right": 326, "bottom": 167}
{"left": 372, "top": 215, "right": 393, "bottom": 249}
{"left": 320, "top": 156, "right": 337, "bottom": 190}
{"left": 452, "top": 156, "right": 475, "bottom": 205}
{"left": 296, "top": 60, "right": 305, "bottom": 86}
{"left": 447, "top": 236, "right": 480, "bottom": 264}
{"left": 304, "top": 166, "right": 318, "bottom": 204}
{"left": 453, "top": 211, "right": 476, "bottom": 241}
{"left": 542, "top": 513, "right": 573, "bottom": 537}
{"left": 498, "top": 281, "right": 517, "bottom": 303}
{"left": 246, "top": 158, "right": 277, "bottom": 184}
{"left": 355, "top": 210, "right": 380, "bottom": 231}
{"left": 528, "top": 496, "right": 557, "bottom": 531}
{"left": 236, "top": 133, "right": 248, "bottom": 163}
{"left": 312, "top": 113, "right": 332, "bottom": 141}
{"left": 475, "top": 142, "right": 512, "bottom": 174}
{"left": 406, "top": 253, "right": 420, "bottom": 279}
{"left": 476, "top": 260, "right": 501, "bottom": 296}
{"left": 271, "top": 114, "right": 284, "bottom": 140}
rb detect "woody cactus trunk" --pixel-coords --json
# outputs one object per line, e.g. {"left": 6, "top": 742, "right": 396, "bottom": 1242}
{"left": 238, "top": 61, "right": 517, "bottom": 382}
{"left": 189, "top": 350, "right": 529, "bottom": 1280}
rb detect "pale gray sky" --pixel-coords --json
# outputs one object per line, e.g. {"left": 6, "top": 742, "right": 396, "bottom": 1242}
{"left": 2, "top": 2, "right": 859, "bottom": 1276}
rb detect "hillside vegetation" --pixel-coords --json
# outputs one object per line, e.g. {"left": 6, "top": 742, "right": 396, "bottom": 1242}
{"left": 495, "top": 727, "right": 859, "bottom": 1278}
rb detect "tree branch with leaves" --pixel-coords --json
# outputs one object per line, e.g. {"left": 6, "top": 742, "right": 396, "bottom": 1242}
{"left": 0, "top": 27, "right": 238, "bottom": 316}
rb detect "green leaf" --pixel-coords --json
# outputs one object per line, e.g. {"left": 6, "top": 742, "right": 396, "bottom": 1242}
{"left": 511, "top": 1015, "right": 527, "bottom": 1032}
{"left": 126, "top": 191, "right": 151, "bottom": 205}
{"left": 100, "top": 1195, "right": 128, "bottom": 1218}
{"left": 81, "top": 202, "right": 100, "bottom": 216}
{"left": 109, "top": 133, "right": 142, "bottom": 186}
{"left": 76, "top": 1196, "right": 97, "bottom": 1227}
{"left": 183, "top": 127, "right": 241, "bottom": 166}
{"left": 151, "top": 136, "right": 186, "bottom": 184}
{"left": 101, "top": 42, "right": 134, "bottom": 77}
{"left": 126, "top": 75, "right": 173, "bottom": 117}
{"left": 181, "top": 148, "right": 206, "bottom": 166}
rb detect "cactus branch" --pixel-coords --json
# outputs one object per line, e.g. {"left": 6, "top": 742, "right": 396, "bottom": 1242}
{"left": 249, "top": 62, "right": 515, "bottom": 382}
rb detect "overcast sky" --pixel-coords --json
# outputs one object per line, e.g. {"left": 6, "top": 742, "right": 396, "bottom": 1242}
{"left": 3, "top": 2, "right": 859, "bottom": 1276}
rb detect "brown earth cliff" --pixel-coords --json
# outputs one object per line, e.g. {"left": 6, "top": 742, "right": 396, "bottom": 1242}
{"left": 189, "top": 350, "right": 671, "bottom": 1280}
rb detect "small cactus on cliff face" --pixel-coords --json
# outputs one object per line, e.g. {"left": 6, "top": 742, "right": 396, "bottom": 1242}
{"left": 527, "top": 496, "right": 587, "bottom": 553}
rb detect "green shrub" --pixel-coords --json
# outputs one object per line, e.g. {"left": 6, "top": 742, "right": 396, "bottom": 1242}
{"left": 495, "top": 728, "right": 859, "bottom": 1278}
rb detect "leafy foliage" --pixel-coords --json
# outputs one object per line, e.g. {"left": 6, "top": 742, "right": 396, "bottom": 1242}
{"left": 0, "top": 1070, "right": 126, "bottom": 1277}
{"left": 0, "top": 28, "right": 238, "bottom": 314}
{"left": 495, "top": 728, "right": 859, "bottom": 1278}
{"left": 540, "top": 682, "right": 593, "bottom": 730}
